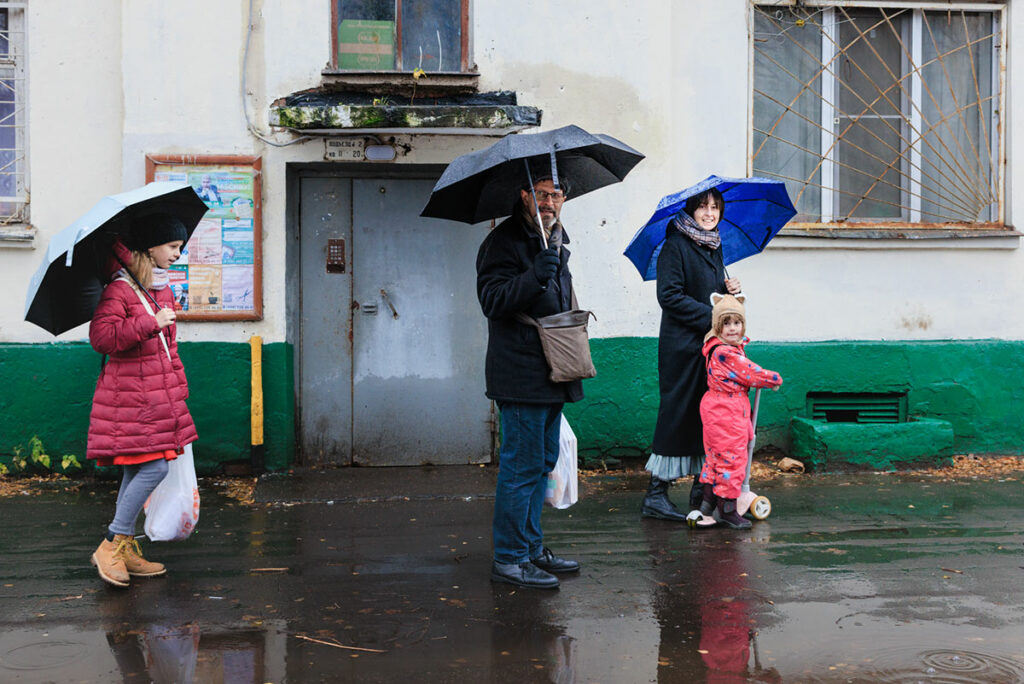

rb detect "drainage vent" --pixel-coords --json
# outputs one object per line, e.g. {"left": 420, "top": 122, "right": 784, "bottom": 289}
{"left": 806, "top": 392, "right": 907, "bottom": 424}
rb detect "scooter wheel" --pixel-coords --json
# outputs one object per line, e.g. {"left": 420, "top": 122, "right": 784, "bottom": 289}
{"left": 751, "top": 495, "right": 771, "bottom": 520}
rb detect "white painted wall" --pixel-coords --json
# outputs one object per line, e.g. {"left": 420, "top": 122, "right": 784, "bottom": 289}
{"left": 1, "top": 0, "right": 1019, "bottom": 345}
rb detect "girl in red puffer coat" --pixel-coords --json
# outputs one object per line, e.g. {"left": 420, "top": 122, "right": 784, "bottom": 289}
{"left": 87, "top": 214, "right": 197, "bottom": 588}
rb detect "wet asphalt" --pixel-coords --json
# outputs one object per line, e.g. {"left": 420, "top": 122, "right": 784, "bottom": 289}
{"left": 0, "top": 467, "right": 1022, "bottom": 683}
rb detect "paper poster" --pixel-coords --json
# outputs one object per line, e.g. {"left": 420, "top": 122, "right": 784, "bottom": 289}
{"left": 189, "top": 171, "right": 254, "bottom": 220}
{"left": 221, "top": 220, "right": 254, "bottom": 264}
{"left": 187, "top": 219, "right": 222, "bottom": 265}
{"left": 187, "top": 265, "right": 222, "bottom": 313}
{"left": 154, "top": 171, "right": 188, "bottom": 183}
{"left": 169, "top": 266, "right": 189, "bottom": 311}
{"left": 221, "top": 265, "right": 254, "bottom": 310}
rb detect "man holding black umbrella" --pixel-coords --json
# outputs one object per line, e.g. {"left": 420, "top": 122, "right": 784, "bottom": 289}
{"left": 476, "top": 174, "right": 582, "bottom": 589}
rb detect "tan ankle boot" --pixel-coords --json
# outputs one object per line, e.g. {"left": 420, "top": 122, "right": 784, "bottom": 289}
{"left": 113, "top": 534, "right": 166, "bottom": 577}
{"left": 91, "top": 538, "right": 130, "bottom": 588}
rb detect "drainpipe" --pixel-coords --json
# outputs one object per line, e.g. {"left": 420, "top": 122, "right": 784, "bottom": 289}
{"left": 250, "top": 335, "right": 265, "bottom": 474}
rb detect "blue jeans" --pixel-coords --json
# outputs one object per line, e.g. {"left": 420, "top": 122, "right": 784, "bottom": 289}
{"left": 493, "top": 402, "right": 563, "bottom": 564}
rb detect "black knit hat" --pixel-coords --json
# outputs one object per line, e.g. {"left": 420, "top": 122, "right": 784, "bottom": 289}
{"left": 126, "top": 213, "right": 188, "bottom": 250}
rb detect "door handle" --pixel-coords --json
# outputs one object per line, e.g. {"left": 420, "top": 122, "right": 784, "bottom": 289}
{"left": 380, "top": 289, "right": 399, "bottom": 319}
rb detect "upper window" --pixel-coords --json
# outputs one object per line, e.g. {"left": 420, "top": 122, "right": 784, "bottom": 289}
{"left": 752, "top": 3, "right": 1003, "bottom": 226}
{"left": 332, "top": 0, "right": 470, "bottom": 73}
{"left": 0, "top": 4, "right": 27, "bottom": 227}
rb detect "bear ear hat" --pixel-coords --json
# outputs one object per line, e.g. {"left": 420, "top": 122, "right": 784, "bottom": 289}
{"left": 709, "top": 292, "right": 747, "bottom": 305}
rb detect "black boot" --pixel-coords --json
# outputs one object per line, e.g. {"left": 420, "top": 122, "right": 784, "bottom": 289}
{"left": 687, "top": 474, "right": 704, "bottom": 511}
{"left": 641, "top": 475, "right": 688, "bottom": 521}
{"left": 717, "top": 497, "right": 752, "bottom": 530}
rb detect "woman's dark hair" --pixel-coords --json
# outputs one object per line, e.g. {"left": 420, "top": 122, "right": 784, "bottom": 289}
{"left": 683, "top": 187, "right": 725, "bottom": 218}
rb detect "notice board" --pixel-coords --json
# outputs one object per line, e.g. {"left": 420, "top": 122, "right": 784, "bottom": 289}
{"left": 145, "top": 155, "right": 263, "bottom": 321}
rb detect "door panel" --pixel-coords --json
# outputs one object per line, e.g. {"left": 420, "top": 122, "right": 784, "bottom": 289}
{"left": 351, "top": 178, "right": 490, "bottom": 465}
{"left": 298, "top": 177, "right": 353, "bottom": 466}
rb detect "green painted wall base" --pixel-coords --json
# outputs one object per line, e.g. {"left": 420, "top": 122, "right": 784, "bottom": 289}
{"left": 790, "top": 416, "right": 954, "bottom": 471}
{"left": 0, "top": 342, "right": 294, "bottom": 475}
{"left": 566, "top": 338, "right": 1024, "bottom": 468}
{"left": 3, "top": 337, "right": 1023, "bottom": 473}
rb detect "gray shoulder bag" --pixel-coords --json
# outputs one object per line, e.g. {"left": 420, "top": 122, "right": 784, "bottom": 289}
{"left": 516, "top": 289, "right": 597, "bottom": 383}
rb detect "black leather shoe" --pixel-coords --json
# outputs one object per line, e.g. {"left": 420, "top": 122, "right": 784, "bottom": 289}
{"left": 530, "top": 547, "right": 580, "bottom": 574}
{"left": 490, "top": 560, "right": 559, "bottom": 589}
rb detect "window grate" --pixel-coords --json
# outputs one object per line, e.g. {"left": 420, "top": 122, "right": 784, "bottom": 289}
{"left": 806, "top": 392, "right": 907, "bottom": 423}
{"left": 0, "top": 5, "right": 27, "bottom": 227}
{"left": 752, "top": 4, "right": 1002, "bottom": 225}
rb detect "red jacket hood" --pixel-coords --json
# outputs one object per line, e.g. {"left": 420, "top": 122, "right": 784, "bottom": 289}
{"left": 104, "top": 239, "right": 133, "bottom": 281}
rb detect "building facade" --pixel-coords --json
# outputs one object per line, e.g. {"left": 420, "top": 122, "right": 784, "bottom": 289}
{"left": 1, "top": 1, "right": 1021, "bottom": 472}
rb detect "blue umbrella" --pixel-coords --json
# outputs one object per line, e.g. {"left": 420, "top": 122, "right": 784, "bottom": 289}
{"left": 623, "top": 175, "right": 796, "bottom": 280}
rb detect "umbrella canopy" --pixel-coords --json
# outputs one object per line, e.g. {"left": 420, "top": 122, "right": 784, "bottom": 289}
{"left": 421, "top": 124, "right": 644, "bottom": 224}
{"left": 24, "top": 182, "right": 208, "bottom": 335}
{"left": 624, "top": 175, "right": 797, "bottom": 280}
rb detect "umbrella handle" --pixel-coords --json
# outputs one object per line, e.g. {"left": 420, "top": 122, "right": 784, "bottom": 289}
{"left": 523, "top": 160, "right": 549, "bottom": 249}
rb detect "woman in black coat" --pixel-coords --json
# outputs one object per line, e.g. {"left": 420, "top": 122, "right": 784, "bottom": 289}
{"left": 640, "top": 187, "right": 741, "bottom": 521}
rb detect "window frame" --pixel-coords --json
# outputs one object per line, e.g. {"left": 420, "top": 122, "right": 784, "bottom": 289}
{"left": 0, "top": 0, "right": 28, "bottom": 243}
{"left": 748, "top": 1, "right": 1007, "bottom": 231}
{"left": 328, "top": 0, "right": 472, "bottom": 74}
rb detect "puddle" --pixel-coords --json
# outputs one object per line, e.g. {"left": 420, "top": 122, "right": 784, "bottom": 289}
{"left": 0, "top": 638, "right": 88, "bottom": 671}
{"left": 0, "top": 623, "right": 286, "bottom": 684}
{"left": 1, "top": 478, "right": 1022, "bottom": 682}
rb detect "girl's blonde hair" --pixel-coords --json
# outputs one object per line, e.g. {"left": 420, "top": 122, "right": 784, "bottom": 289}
{"left": 127, "top": 249, "right": 155, "bottom": 289}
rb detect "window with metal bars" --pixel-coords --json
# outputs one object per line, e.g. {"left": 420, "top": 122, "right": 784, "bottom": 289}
{"left": 806, "top": 392, "right": 908, "bottom": 423}
{"left": 752, "top": 3, "right": 1003, "bottom": 227}
{"left": 0, "top": 2, "right": 27, "bottom": 230}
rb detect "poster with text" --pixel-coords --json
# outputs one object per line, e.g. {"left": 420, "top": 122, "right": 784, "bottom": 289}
{"left": 169, "top": 266, "right": 189, "bottom": 311}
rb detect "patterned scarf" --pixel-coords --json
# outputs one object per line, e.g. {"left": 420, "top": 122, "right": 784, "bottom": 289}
{"left": 672, "top": 211, "right": 721, "bottom": 249}
{"left": 520, "top": 205, "right": 564, "bottom": 250}
{"left": 112, "top": 267, "right": 170, "bottom": 290}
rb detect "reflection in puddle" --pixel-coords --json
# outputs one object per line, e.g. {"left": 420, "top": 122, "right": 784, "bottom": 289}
{"left": 0, "top": 623, "right": 285, "bottom": 684}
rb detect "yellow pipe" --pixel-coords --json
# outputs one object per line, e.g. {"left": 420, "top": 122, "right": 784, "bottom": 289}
{"left": 250, "top": 335, "right": 264, "bottom": 447}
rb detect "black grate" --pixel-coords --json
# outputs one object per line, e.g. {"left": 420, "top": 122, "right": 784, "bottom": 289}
{"left": 806, "top": 392, "right": 907, "bottom": 424}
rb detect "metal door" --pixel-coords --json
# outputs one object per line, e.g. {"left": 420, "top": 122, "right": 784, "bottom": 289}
{"left": 298, "top": 177, "right": 354, "bottom": 466}
{"left": 351, "top": 178, "right": 490, "bottom": 465}
{"left": 297, "top": 174, "right": 491, "bottom": 466}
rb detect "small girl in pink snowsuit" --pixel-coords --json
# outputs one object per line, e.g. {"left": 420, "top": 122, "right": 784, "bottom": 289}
{"left": 696, "top": 293, "right": 782, "bottom": 529}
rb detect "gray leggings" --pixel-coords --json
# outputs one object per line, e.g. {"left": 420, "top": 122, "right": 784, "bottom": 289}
{"left": 108, "top": 459, "right": 169, "bottom": 536}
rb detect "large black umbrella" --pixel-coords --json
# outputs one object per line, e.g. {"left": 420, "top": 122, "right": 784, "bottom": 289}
{"left": 24, "top": 182, "right": 208, "bottom": 335}
{"left": 420, "top": 124, "right": 644, "bottom": 225}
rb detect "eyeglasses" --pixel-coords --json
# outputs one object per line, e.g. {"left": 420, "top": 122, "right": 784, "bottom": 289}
{"left": 532, "top": 190, "right": 566, "bottom": 202}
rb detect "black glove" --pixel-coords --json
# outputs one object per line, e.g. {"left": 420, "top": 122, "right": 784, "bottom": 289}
{"left": 532, "top": 247, "right": 560, "bottom": 286}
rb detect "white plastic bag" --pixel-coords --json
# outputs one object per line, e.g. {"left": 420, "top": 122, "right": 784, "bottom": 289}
{"left": 545, "top": 415, "right": 578, "bottom": 509}
{"left": 144, "top": 443, "right": 200, "bottom": 541}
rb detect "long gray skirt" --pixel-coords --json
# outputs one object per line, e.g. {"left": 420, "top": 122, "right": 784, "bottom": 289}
{"left": 644, "top": 453, "right": 704, "bottom": 481}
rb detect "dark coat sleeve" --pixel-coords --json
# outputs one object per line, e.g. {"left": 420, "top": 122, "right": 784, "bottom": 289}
{"left": 477, "top": 232, "right": 547, "bottom": 320}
